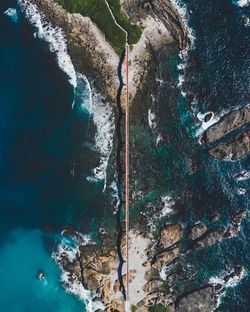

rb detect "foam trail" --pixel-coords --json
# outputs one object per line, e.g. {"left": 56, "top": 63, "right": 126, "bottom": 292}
{"left": 18, "top": 0, "right": 115, "bottom": 188}
{"left": 18, "top": 0, "right": 77, "bottom": 88}
{"left": 87, "top": 92, "right": 115, "bottom": 188}
{"left": 4, "top": 8, "right": 18, "bottom": 22}
{"left": 233, "top": 0, "right": 250, "bottom": 7}
{"left": 170, "top": 0, "right": 195, "bottom": 92}
{"left": 53, "top": 233, "right": 105, "bottom": 312}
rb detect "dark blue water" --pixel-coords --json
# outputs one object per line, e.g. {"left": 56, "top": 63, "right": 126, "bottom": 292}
{"left": 0, "top": 0, "right": 106, "bottom": 310}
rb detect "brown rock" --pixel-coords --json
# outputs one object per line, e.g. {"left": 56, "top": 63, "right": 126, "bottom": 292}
{"left": 152, "top": 247, "right": 180, "bottom": 269}
{"left": 208, "top": 129, "right": 250, "bottom": 161}
{"left": 204, "top": 106, "right": 250, "bottom": 144}
{"left": 158, "top": 224, "right": 183, "bottom": 249}
{"left": 188, "top": 222, "right": 207, "bottom": 240}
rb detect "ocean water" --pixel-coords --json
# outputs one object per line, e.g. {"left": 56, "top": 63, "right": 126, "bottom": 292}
{"left": 147, "top": 0, "right": 249, "bottom": 310}
{"left": 0, "top": 0, "right": 107, "bottom": 310}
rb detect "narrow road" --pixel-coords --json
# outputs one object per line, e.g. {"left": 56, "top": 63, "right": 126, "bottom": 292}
{"left": 103, "top": 0, "right": 130, "bottom": 303}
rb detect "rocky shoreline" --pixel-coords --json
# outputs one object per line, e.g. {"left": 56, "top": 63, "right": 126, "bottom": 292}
{"left": 55, "top": 209, "right": 247, "bottom": 311}
{"left": 19, "top": 0, "right": 249, "bottom": 311}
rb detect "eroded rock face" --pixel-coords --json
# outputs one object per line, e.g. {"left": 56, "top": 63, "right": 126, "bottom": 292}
{"left": 121, "top": 0, "right": 191, "bottom": 50}
{"left": 191, "top": 210, "right": 247, "bottom": 250}
{"left": 188, "top": 222, "right": 207, "bottom": 240}
{"left": 158, "top": 224, "right": 183, "bottom": 249}
{"left": 203, "top": 106, "right": 250, "bottom": 144}
{"left": 208, "top": 129, "right": 250, "bottom": 161}
{"left": 152, "top": 247, "right": 180, "bottom": 269}
{"left": 192, "top": 229, "right": 226, "bottom": 250}
{"left": 176, "top": 285, "right": 219, "bottom": 312}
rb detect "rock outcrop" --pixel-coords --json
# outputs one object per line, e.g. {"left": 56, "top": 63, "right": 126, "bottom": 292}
{"left": 202, "top": 106, "right": 250, "bottom": 161}
{"left": 158, "top": 224, "right": 183, "bottom": 249}
{"left": 188, "top": 222, "right": 207, "bottom": 240}
{"left": 176, "top": 285, "right": 219, "bottom": 312}
{"left": 208, "top": 128, "right": 250, "bottom": 161}
{"left": 191, "top": 210, "right": 247, "bottom": 250}
{"left": 26, "top": 0, "right": 190, "bottom": 107}
{"left": 203, "top": 106, "right": 250, "bottom": 144}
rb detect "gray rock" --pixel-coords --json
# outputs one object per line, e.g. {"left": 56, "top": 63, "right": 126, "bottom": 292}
{"left": 209, "top": 214, "right": 220, "bottom": 222}
{"left": 208, "top": 129, "right": 250, "bottom": 161}
{"left": 204, "top": 106, "right": 250, "bottom": 144}
{"left": 176, "top": 285, "right": 219, "bottom": 312}
{"left": 192, "top": 229, "right": 226, "bottom": 250}
{"left": 188, "top": 222, "right": 207, "bottom": 240}
{"left": 234, "top": 170, "right": 249, "bottom": 180}
{"left": 231, "top": 210, "right": 247, "bottom": 226}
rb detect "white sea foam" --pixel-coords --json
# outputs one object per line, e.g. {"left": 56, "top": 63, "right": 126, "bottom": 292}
{"left": 159, "top": 195, "right": 175, "bottom": 217}
{"left": 235, "top": 170, "right": 250, "bottom": 181}
{"left": 53, "top": 233, "right": 104, "bottom": 311}
{"left": 19, "top": 0, "right": 115, "bottom": 188}
{"left": 4, "top": 8, "right": 18, "bottom": 22}
{"left": 18, "top": 0, "right": 77, "bottom": 88}
{"left": 148, "top": 108, "right": 157, "bottom": 130}
{"left": 233, "top": 0, "right": 250, "bottom": 7}
{"left": 171, "top": 0, "right": 196, "bottom": 92}
{"left": 238, "top": 188, "right": 246, "bottom": 195}
{"left": 196, "top": 111, "right": 220, "bottom": 136}
{"left": 86, "top": 92, "right": 115, "bottom": 188}
{"left": 209, "top": 267, "right": 245, "bottom": 309}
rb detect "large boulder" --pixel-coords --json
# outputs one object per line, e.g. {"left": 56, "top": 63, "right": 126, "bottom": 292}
{"left": 208, "top": 129, "right": 250, "bottom": 161}
{"left": 158, "top": 224, "right": 183, "bottom": 249}
{"left": 188, "top": 222, "right": 207, "bottom": 240}
{"left": 176, "top": 285, "right": 219, "bottom": 312}
{"left": 203, "top": 106, "right": 250, "bottom": 143}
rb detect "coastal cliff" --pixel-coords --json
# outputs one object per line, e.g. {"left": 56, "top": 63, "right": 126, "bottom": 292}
{"left": 23, "top": 0, "right": 189, "bottom": 108}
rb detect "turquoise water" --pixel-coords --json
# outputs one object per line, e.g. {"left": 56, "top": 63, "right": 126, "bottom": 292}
{"left": 0, "top": 229, "right": 84, "bottom": 311}
{"left": 0, "top": 0, "right": 96, "bottom": 310}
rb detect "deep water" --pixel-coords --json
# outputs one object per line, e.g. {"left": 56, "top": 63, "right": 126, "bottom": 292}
{"left": 0, "top": 0, "right": 106, "bottom": 310}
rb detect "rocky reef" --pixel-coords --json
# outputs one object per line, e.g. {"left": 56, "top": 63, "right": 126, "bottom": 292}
{"left": 54, "top": 209, "right": 247, "bottom": 311}
{"left": 202, "top": 106, "right": 250, "bottom": 161}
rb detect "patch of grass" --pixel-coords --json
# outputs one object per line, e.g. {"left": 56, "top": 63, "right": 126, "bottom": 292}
{"left": 107, "top": 0, "right": 142, "bottom": 44}
{"left": 131, "top": 305, "right": 137, "bottom": 312}
{"left": 54, "top": 0, "right": 142, "bottom": 55}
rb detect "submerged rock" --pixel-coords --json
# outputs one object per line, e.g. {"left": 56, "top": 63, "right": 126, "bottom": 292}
{"left": 209, "top": 214, "right": 220, "bottom": 222}
{"left": 208, "top": 128, "right": 250, "bottom": 161}
{"left": 188, "top": 222, "right": 207, "bottom": 240}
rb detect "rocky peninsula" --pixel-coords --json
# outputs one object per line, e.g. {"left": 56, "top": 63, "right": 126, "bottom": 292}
{"left": 19, "top": 0, "right": 249, "bottom": 311}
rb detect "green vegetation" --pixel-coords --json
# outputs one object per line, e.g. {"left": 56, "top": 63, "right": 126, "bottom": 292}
{"left": 131, "top": 305, "right": 137, "bottom": 312}
{"left": 54, "top": 0, "right": 142, "bottom": 55}
{"left": 148, "top": 306, "right": 169, "bottom": 312}
{"left": 106, "top": 0, "right": 142, "bottom": 44}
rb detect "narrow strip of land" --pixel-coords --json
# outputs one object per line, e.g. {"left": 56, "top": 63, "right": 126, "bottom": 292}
{"left": 125, "top": 42, "right": 129, "bottom": 302}
{"left": 104, "top": 0, "right": 130, "bottom": 302}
